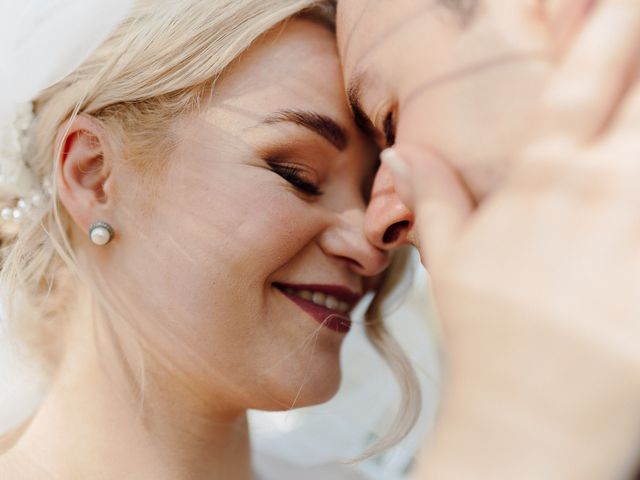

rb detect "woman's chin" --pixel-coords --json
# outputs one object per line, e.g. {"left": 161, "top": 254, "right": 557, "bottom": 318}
{"left": 254, "top": 367, "right": 342, "bottom": 411}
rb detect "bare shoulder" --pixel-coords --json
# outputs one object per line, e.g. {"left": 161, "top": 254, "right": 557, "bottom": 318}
{"left": 0, "top": 448, "right": 35, "bottom": 480}
{"left": 0, "top": 421, "right": 29, "bottom": 455}
{"left": 0, "top": 444, "right": 65, "bottom": 480}
{"left": 0, "top": 421, "right": 51, "bottom": 480}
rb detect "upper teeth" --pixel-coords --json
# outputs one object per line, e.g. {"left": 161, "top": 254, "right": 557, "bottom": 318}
{"left": 283, "top": 288, "right": 351, "bottom": 313}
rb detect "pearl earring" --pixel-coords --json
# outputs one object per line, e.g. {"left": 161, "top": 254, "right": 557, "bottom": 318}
{"left": 89, "top": 221, "right": 114, "bottom": 246}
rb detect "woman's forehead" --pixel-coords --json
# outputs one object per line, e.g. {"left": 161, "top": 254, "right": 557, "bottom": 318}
{"left": 213, "top": 19, "right": 344, "bottom": 116}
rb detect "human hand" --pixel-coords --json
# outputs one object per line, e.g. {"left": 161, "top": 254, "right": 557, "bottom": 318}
{"left": 381, "top": 1, "right": 640, "bottom": 478}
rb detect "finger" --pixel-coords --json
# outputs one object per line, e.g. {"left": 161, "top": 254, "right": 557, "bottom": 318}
{"left": 606, "top": 66, "right": 640, "bottom": 141}
{"left": 547, "top": 0, "right": 598, "bottom": 56}
{"left": 380, "top": 146, "right": 475, "bottom": 270}
{"left": 535, "top": 0, "right": 640, "bottom": 145}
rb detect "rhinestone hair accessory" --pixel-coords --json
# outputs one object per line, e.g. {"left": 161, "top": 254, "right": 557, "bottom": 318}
{"left": 0, "top": 102, "right": 50, "bottom": 224}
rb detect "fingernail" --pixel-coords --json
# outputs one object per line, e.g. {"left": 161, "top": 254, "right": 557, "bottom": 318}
{"left": 380, "top": 147, "right": 410, "bottom": 180}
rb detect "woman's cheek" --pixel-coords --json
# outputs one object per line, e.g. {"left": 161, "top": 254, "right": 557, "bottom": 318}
{"left": 222, "top": 188, "right": 325, "bottom": 273}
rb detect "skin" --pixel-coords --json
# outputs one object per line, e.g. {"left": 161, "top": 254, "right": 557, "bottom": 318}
{"left": 0, "top": 19, "right": 386, "bottom": 480}
{"left": 337, "top": 0, "right": 595, "bottom": 250}
{"left": 338, "top": 0, "right": 640, "bottom": 478}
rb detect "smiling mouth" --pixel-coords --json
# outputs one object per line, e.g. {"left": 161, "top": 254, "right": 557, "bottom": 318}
{"left": 273, "top": 283, "right": 361, "bottom": 334}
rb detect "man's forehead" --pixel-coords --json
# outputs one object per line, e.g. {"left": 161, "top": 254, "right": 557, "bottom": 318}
{"left": 338, "top": 0, "right": 414, "bottom": 81}
{"left": 336, "top": 0, "right": 376, "bottom": 66}
{"left": 338, "top": 0, "right": 479, "bottom": 73}
{"left": 337, "top": 0, "right": 430, "bottom": 126}
{"left": 337, "top": 0, "right": 479, "bottom": 49}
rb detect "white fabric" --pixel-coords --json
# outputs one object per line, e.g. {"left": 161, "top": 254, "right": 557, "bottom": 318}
{"left": 0, "top": 0, "right": 133, "bottom": 194}
{"left": 253, "top": 451, "right": 369, "bottom": 480}
{"left": 0, "top": 0, "right": 133, "bottom": 105}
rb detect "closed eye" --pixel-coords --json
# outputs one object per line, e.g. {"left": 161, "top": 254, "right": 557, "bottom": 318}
{"left": 267, "top": 161, "right": 322, "bottom": 196}
{"left": 383, "top": 110, "right": 396, "bottom": 147}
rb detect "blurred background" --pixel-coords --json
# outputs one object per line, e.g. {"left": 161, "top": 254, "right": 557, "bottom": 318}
{"left": 0, "top": 252, "right": 441, "bottom": 480}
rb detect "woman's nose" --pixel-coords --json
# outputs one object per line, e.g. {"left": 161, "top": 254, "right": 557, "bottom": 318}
{"left": 318, "top": 208, "right": 390, "bottom": 278}
{"left": 365, "top": 163, "right": 414, "bottom": 251}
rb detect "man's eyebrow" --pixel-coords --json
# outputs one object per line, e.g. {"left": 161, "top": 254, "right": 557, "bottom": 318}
{"left": 262, "top": 109, "right": 348, "bottom": 151}
{"left": 346, "top": 75, "right": 378, "bottom": 139}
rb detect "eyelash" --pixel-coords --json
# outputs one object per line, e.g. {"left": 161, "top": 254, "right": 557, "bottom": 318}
{"left": 267, "top": 162, "right": 322, "bottom": 196}
{"left": 383, "top": 110, "right": 396, "bottom": 147}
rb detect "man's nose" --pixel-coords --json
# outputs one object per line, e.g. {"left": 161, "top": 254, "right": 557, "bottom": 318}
{"left": 365, "top": 163, "right": 414, "bottom": 251}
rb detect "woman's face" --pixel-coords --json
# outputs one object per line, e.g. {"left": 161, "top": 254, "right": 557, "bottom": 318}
{"left": 106, "top": 19, "right": 388, "bottom": 411}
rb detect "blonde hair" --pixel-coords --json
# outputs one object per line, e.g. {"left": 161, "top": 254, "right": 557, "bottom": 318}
{"left": 0, "top": 0, "right": 420, "bottom": 459}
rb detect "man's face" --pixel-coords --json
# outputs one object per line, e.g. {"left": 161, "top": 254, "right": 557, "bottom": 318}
{"left": 337, "top": 0, "right": 568, "bottom": 248}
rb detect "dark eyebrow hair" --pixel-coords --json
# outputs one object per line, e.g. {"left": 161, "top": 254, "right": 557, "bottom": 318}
{"left": 263, "top": 109, "right": 348, "bottom": 151}
{"left": 346, "top": 75, "right": 378, "bottom": 139}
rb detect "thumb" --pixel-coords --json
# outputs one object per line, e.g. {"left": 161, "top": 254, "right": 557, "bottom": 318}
{"left": 380, "top": 145, "right": 475, "bottom": 269}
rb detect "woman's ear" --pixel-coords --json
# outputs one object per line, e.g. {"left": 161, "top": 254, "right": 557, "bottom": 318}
{"left": 56, "top": 114, "right": 114, "bottom": 233}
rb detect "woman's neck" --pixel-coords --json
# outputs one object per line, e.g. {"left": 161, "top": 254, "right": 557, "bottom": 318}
{"left": 0, "top": 311, "right": 255, "bottom": 480}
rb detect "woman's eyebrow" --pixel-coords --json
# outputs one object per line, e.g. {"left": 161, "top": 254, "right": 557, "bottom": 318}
{"left": 263, "top": 109, "right": 348, "bottom": 151}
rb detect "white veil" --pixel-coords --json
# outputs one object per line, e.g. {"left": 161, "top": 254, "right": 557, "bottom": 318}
{"left": 0, "top": 0, "right": 133, "bottom": 196}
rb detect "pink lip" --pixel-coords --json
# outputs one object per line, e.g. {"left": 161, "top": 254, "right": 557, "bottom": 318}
{"left": 274, "top": 283, "right": 362, "bottom": 334}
